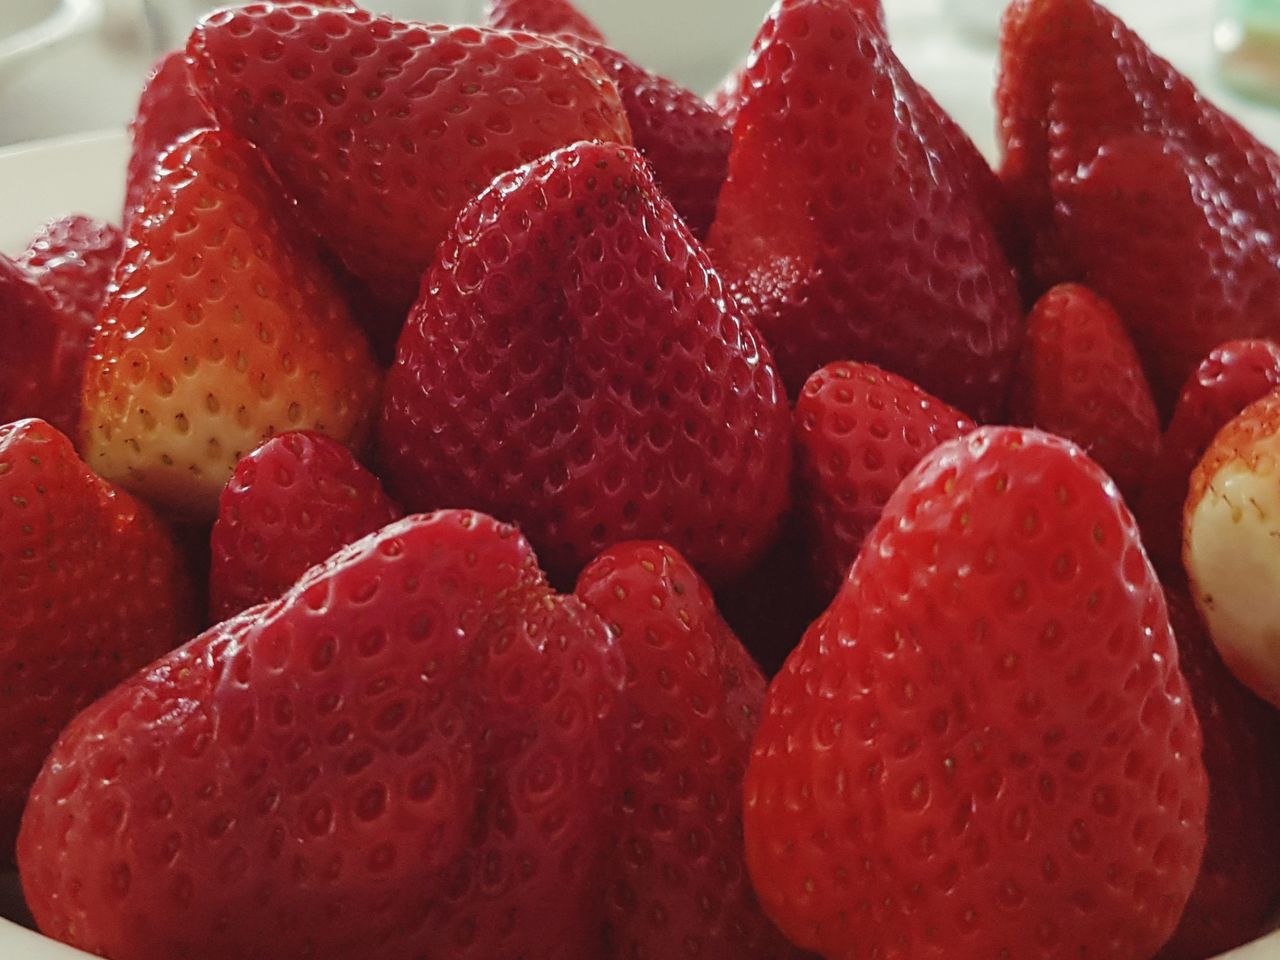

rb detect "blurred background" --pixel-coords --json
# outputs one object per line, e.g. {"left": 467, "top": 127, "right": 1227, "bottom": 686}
{"left": 0, "top": 0, "right": 1277, "bottom": 158}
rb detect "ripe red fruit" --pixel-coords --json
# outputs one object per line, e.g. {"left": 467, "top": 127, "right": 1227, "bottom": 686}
{"left": 209, "top": 431, "right": 402, "bottom": 621}
{"left": 576, "top": 541, "right": 804, "bottom": 960}
{"left": 18, "top": 214, "right": 123, "bottom": 330}
{"left": 1160, "top": 586, "right": 1280, "bottom": 960}
{"left": 19, "top": 511, "right": 628, "bottom": 960}
{"left": 81, "top": 128, "right": 381, "bottom": 519}
{"left": 746, "top": 427, "right": 1208, "bottom": 960}
{"left": 795, "top": 361, "right": 975, "bottom": 597}
{"left": 124, "top": 50, "right": 214, "bottom": 223}
{"left": 0, "top": 256, "right": 88, "bottom": 438}
{"left": 379, "top": 141, "right": 791, "bottom": 586}
{"left": 1136, "top": 339, "right": 1280, "bottom": 573}
{"left": 998, "top": 0, "right": 1280, "bottom": 411}
{"left": 189, "top": 4, "right": 632, "bottom": 303}
{"left": 484, "top": 0, "right": 605, "bottom": 42}
{"left": 0, "top": 419, "right": 197, "bottom": 854}
{"left": 1013, "top": 284, "right": 1160, "bottom": 501}
{"left": 708, "top": 0, "right": 1022, "bottom": 418}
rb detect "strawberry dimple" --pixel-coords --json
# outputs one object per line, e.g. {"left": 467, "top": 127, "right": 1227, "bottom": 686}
{"left": 379, "top": 141, "right": 791, "bottom": 586}
{"left": 18, "top": 215, "right": 123, "bottom": 331}
{"left": 746, "top": 427, "right": 1207, "bottom": 960}
{"left": 189, "top": 5, "right": 632, "bottom": 302}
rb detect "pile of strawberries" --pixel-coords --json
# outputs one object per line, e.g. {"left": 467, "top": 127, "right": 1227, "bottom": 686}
{"left": 2, "top": 0, "right": 1280, "bottom": 958}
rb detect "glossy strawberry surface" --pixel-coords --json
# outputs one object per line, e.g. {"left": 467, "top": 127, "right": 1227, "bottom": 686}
{"left": 81, "top": 129, "right": 380, "bottom": 518}
{"left": 209, "top": 431, "right": 402, "bottom": 621}
{"left": 379, "top": 141, "right": 791, "bottom": 586}
{"left": 18, "top": 214, "right": 123, "bottom": 331}
{"left": 0, "top": 419, "right": 196, "bottom": 855}
{"left": 189, "top": 4, "right": 632, "bottom": 302}
{"left": 747, "top": 428, "right": 1207, "bottom": 960}
{"left": 709, "top": 0, "right": 1022, "bottom": 419}
{"left": 1013, "top": 284, "right": 1160, "bottom": 502}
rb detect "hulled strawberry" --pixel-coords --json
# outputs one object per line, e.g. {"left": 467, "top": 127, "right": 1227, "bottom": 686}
{"left": 209, "top": 431, "right": 402, "bottom": 622}
{"left": 708, "top": 0, "right": 1022, "bottom": 418}
{"left": 18, "top": 214, "right": 123, "bottom": 330}
{"left": 1184, "top": 389, "right": 1280, "bottom": 707}
{"left": 0, "top": 419, "right": 197, "bottom": 854}
{"left": 19, "top": 510, "right": 628, "bottom": 960}
{"left": 746, "top": 427, "right": 1207, "bottom": 960}
{"left": 0, "top": 256, "right": 87, "bottom": 438}
{"left": 795, "top": 361, "right": 975, "bottom": 597}
{"left": 576, "top": 542, "right": 803, "bottom": 959}
{"left": 81, "top": 128, "right": 380, "bottom": 519}
{"left": 1137, "top": 339, "right": 1280, "bottom": 573}
{"left": 1161, "top": 587, "right": 1280, "bottom": 960}
{"left": 379, "top": 141, "right": 791, "bottom": 586}
{"left": 189, "top": 4, "right": 632, "bottom": 303}
{"left": 1013, "top": 284, "right": 1160, "bottom": 501}
{"left": 998, "top": 0, "right": 1280, "bottom": 410}
{"left": 125, "top": 50, "right": 214, "bottom": 223}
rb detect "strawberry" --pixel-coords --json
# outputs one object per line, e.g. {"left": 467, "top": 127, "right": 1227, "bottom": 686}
{"left": 480, "top": 0, "right": 730, "bottom": 238}
{"left": 1184, "top": 389, "right": 1280, "bottom": 707}
{"left": 1160, "top": 586, "right": 1280, "bottom": 960}
{"left": 0, "top": 418, "right": 196, "bottom": 854}
{"left": 708, "top": 0, "right": 1022, "bottom": 419}
{"left": 125, "top": 51, "right": 214, "bottom": 224}
{"left": 998, "top": 0, "right": 1280, "bottom": 411}
{"left": 19, "top": 510, "right": 628, "bottom": 960}
{"left": 707, "top": 0, "right": 887, "bottom": 127}
{"left": 1012, "top": 284, "right": 1160, "bottom": 502}
{"left": 81, "top": 128, "right": 380, "bottom": 520}
{"left": 0, "top": 256, "right": 86, "bottom": 438}
{"left": 188, "top": 4, "right": 632, "bottom": 304}
{"left": 378, "top": 141, "right": 791, "bottom": 587}
{"left": 795, "top": 361, "right": 975, "bottom": 598}
{"left": 1137, "top": 339, "right": 1280, "bottom": 573}
{"left": 18, "top": 214, "right": 123, "bottom": 330}
{"left": 576, "top": 541, "right": 803, "bottom": 960}
{"left": 209, "top": 431, "right": 402, "bottom": 622}
{"left": 485, "top": 0, "right": 605, "bottom": 42}
{"left": 746, "top": 427, "right": 1208, "bottom": 960}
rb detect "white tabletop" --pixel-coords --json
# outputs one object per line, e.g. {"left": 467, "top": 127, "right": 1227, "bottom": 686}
{"left": 0, "top": 0, "right": 1277, "bottom": 160}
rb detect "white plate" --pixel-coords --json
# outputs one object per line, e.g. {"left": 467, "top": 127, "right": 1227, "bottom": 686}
{"left": 3, "top": 57, "right": 1280, "bottom": 960}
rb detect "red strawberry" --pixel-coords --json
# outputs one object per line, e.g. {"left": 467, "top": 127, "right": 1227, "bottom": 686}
{"left": 1013, "top": 284, "right": 1160, "bottom": 501}
{"left": 998, "top": 0, "right": 1280, "bottom": 411}
{"left": 1183, "top": 389, "right": 1280, "bottom": 707}
{"left": 1136, "top": 339, "right": 1280, "bottom": 573}
{"left": 81, "top": 128, "right": 380, "bottom": 519}
{"left": 188, "top": 4, "right": 632, "bottom": 303}
{"left": 795, "top": 361, "right": 975, "bottom": 597}
{"left": 19, "top": 510, "right": 628, "bottom": 960}
{"left": 707, "top": 0, "right": 887, "bottom": 127}
{"left": 485, "top": 0, "right": 605, "bottom": 42}
{"left": 378, "top": 141, "right": 791, "bottom": 587}
{"left": 18, "top": 214, "right": 123, "bottom": 330}
{"left": 708, "top": 0, "right": 1022, "bottom": 419}
{"left": 209, "top": 431, "right": 402, "bottom": 621}
{"left": 1160, "top": 586, "right": 1280, "bottom": 960}
{"left": 0, "top": 256, "right": 86, "bottom": 438}
{"left": 0, "top": 418, "right": 197, "bottom": 854}
{"left": 479, "top": 0, "right": 730, "bottom": 238}
{"left": 746, "top": 427, "right": 1208, "bottom": 960}
{"left": 576, "top": 541, "right": 803, "bottom": 960}
{"left": 125, "top": 50, "right": 214, "bottom": 223}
